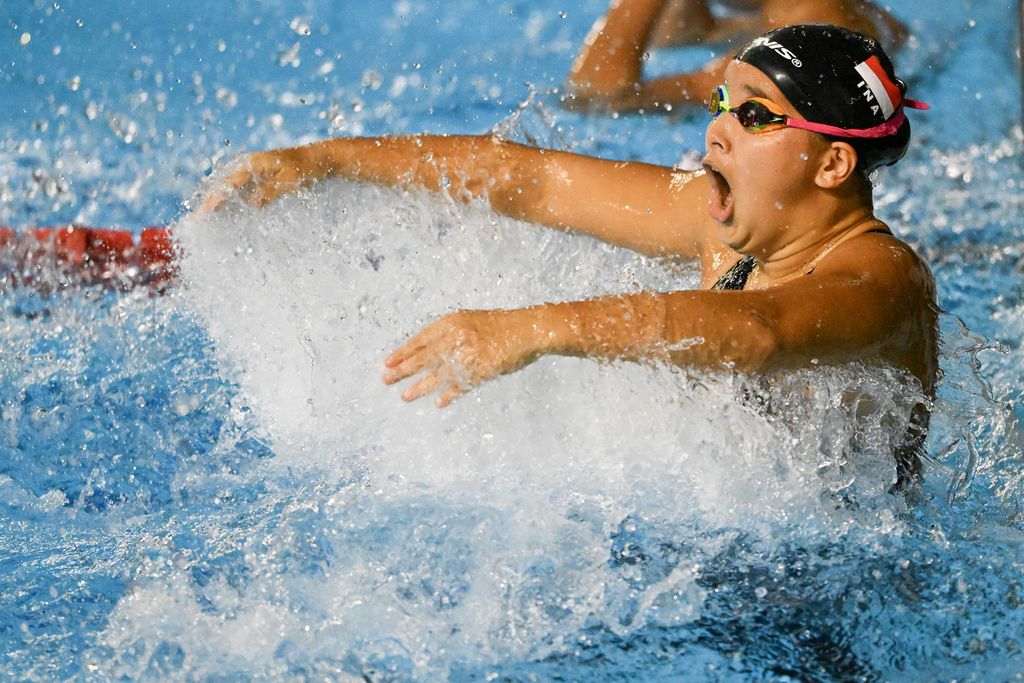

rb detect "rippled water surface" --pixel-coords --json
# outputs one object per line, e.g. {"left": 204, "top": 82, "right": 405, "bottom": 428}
{"left": 2, "top": 1, "right": 1023, "bottom": 680}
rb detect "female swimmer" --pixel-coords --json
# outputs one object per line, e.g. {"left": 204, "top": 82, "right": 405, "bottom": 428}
{"left": 200, "top": 25, "right": 936, "bottom": 436}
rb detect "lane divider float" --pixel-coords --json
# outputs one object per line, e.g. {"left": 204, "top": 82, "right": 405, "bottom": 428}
{"left": 0, "top": 225, "right": 176, "bottom": 290}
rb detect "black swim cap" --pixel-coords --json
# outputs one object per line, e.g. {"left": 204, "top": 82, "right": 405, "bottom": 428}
{"left": 735, "top": 24, "right": 914, "bottom": 173}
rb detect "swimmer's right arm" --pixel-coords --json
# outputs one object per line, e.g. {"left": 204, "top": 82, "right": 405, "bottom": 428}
{"left": 199, "top": 134, "right": 710, "bottom": 259}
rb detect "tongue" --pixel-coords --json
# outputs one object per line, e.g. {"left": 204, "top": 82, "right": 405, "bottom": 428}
{"left": 705, "top": 169, "right": 734, "bottom": 223}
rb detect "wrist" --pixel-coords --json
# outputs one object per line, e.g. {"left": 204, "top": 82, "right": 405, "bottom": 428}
{"left": 500, "top": 305, "right": 569, "bottom": 359}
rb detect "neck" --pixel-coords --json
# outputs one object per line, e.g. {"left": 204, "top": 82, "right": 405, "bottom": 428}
{"left": 754, "top": 192, "right": 881, "bottom": 283}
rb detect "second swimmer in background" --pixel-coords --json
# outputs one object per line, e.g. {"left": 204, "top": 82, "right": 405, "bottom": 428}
{"left": 565, "top": 0, "right": 908, "bottom": 113}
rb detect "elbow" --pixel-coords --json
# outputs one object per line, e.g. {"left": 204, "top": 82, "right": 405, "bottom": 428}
{"left": 450, "top": 135, "right": 516, "bottom": 202}
{"left": 665, "top": 307, "right": 781, "bottom": 373}
{"left": 560, "top": 78, "right": 641, "bottom": 114}
{"left": 560, "top": 80, "right": 605, "bottom": 111}
{"left": 724, "top": 316, "right": 781, "bottom": 372}
{"left": 479, "top": 140, "right": 546, "bottom": 217}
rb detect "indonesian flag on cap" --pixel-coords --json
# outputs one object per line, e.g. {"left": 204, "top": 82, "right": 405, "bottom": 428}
{"left": 854, "top": 55, "right": 903, "bottom": 119}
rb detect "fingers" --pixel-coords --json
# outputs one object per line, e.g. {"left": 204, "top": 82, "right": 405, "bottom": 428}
{"left": 198, "top": 191, "right": 224, "bottom": 214}
{"left": 196, "top": 152, "right": 300, "bottom": 213}
{"left": 395, "top": 370, "right": 464, "bottom": 408}
{"left": 382, "top": 344, "right": 431, "bottom": 384}
{"left": 436, "top": 384, "right": 464, "bottom": 408}
{"left": 384, "top": 323, "right": 446, "bottom": 369}
{"left": 383, "top": 311, "right": 493, "bottom": 407}
{"left": 401, "top": 373, "right": 440, "bottom": 402}
{"left": 382, "top": 326, "right": 469, "bottom": 406}
{"left": 252, "top": 182, "right": 286, "bottom": 208}
{"left": 197, "top": 167, "right": 254, "bottom": 214}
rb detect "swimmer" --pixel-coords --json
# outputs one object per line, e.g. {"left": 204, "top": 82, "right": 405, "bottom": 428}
{"left": 564, "top": 0, "right": 908, "bottom": 113}
{"left": 200, "top": 25, "right": 936, "bottom": 450}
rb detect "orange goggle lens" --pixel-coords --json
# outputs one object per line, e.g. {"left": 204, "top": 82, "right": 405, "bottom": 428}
{"left": 708, "top": 85, "right": 789, "bottom": 132}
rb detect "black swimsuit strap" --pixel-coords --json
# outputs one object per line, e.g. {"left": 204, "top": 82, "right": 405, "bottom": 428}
{"left": 711, "top": 255, "right": 757, "bottom": 291}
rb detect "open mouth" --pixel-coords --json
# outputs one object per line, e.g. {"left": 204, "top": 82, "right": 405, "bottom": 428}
{"left": 702, "top": 163, "right": 734, "bottom": 224}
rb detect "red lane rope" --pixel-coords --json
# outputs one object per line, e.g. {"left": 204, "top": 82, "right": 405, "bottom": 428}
{"left": 0, "top": 225, "right": 176, "bottom": 290}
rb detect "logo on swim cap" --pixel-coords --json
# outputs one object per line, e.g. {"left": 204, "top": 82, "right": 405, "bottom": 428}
{"left": 854, "top": 55, "right": 902, "bottom": 119}
{"left": 748, "top": 36, "right": 802, "bottom": 67}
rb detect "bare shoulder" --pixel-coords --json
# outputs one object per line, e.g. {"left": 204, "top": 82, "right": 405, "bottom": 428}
{"left": 817, "top": 230, "right": 935, "bottom": 296}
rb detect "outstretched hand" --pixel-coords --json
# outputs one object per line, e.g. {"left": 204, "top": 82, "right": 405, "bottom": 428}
{"left": 199, "top": 147, "right": 313, "bottom": 213}
{"left": 383, "top": 309, "right": 546, "bottom": 407}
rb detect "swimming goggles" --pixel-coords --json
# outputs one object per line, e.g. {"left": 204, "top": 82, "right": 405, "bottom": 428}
{"left": 707, "top": 84, "right": 930, "bottom": 139}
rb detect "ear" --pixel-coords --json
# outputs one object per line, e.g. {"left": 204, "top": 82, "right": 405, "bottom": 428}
{"left": 815, "top": 141, "right": 859, "bottom": 189}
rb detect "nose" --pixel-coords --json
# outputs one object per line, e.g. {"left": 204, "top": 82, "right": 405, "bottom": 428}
{"left": 705, "top": 113, "right": 730, "bottom": 154}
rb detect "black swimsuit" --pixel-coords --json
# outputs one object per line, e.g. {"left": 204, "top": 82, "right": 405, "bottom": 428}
{"left": 709, "top": 247, "right": 922, "bottom": 489}
{"left": 713, "top": 229, "right": 893, "bottom": 291}
{"left": 711, "top": 255, "right": 757, "bottom": 291}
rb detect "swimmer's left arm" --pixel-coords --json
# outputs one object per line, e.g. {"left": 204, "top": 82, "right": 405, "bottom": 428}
{"left": 383, "top": 240, "right": 935, "bottom": 405}
{"left": 383, "top": 294, "right": 673, "bottom": 407}
{"left": 382, "top": 287, "right": 798, "bottom": 406}
{"left": 382, "top": 286, "right": 797, "bottom": 407}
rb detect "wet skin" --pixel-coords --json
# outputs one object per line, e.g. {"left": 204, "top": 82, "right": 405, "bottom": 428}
{"left": 201, "top": 60, "right": 936, "bottom": 407}
{"left": 565, "top": 0, "right": 908, "bottom": 113}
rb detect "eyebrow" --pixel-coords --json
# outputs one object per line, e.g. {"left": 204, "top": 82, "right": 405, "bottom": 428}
{"left": 738, "top": 84, "right": 772, "bottom": 100}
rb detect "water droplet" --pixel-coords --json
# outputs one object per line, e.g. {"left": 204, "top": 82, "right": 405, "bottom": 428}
{"left": 290, "top": 16, "right": 312, "bottom": 36}
{"left": 361, "top": 69, "right": 382, "bottom": 90}
{"left": 389, "top": 75, "right": 408, "bottom": 97}
{"left": 215, "top": 86, "right": 238, "bottom": 110}
{"left": 277, "top": 42, "right": 301, "bottom": 68}
{"left": 172, "top": 395, "right": 201, "bottom": 417}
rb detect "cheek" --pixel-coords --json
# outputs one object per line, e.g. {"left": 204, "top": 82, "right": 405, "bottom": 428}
{"left": 734, "top": 138, "right": 817, "bottom": 201}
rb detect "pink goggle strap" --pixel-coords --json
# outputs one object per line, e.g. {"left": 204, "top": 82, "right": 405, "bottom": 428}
{"left": 785, "top": 98, "right": 931, "bottom": 140}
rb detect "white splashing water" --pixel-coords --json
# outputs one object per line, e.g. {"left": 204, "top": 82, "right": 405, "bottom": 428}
{"left": 93, "top": 180, "right": 927, "bottom": 678}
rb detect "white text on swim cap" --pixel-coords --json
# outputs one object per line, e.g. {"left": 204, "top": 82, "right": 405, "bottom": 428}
{"left": 749, "top": 37, "right": 802, "bottom": 67}
{"left": 854, "top": 58, "right": 898, "bottom": 119}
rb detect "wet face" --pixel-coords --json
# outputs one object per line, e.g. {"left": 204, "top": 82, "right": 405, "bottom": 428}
{"left": 702, "top": 60, "right": 831, "bottom": 256}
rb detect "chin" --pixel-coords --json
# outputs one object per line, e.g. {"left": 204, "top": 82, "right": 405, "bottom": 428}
{"left": 717, "top": 217, "right": 748, "bottom": 251}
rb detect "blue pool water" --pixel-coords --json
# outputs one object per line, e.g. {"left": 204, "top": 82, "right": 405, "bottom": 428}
{"left": 2, "top": 1, "right": 1023, "bottom": 680}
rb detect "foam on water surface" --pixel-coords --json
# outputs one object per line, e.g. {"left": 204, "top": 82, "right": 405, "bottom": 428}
{"left": 3, "top": 0, "right": 1024, "bottom": 679}
{"left": 67, "top": 182, "right": 940, "bottom": 679}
